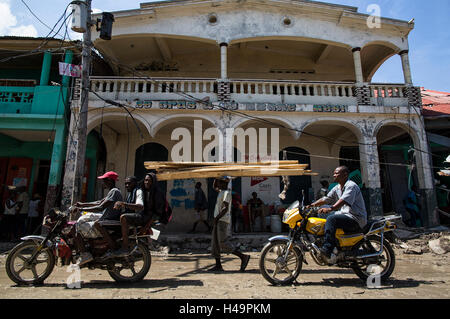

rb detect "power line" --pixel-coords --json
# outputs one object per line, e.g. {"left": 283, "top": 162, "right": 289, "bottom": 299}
{"left": 20, "top": 0, "right": 65, "bottom": 38}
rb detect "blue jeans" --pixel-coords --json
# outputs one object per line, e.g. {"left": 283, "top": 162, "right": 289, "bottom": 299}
{"left": 322, "top": 213, "right": 361, "bottom": 254}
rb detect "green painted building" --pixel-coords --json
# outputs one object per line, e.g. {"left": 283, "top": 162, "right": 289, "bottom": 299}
{"left": 0, "top": 37, "right": 103, "bottom": 211}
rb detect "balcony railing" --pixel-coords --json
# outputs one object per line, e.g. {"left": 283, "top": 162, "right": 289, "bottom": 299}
{"left": 88, "top": 76, "right": 411, "bottom": 108}
{"left": 0, "top": 86, "right": 34, "bottom": 114}
{"left": 0, "top": 85, "right": 66, "bottom": 115}
{"left": 89, "top": 77, "right": 218, "bottom": 102}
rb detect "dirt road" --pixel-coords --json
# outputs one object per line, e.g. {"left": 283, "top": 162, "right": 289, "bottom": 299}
{"left": 1, "top": 245, "right": 448, "bottom": 300}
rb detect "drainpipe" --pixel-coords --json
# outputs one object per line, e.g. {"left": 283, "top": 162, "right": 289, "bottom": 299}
{"left": 40, "top": 51, "right": 52, "bottom": 86}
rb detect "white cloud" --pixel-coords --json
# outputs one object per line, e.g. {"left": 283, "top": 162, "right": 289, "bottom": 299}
{"left": 0, "top": 1, "right": 38, "bottom": 37}
{"left": 9, "top": 25, "right": 38, "bottom": 37}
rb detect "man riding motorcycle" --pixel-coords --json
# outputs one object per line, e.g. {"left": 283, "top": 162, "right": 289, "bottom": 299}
{"left": 111, "top": 172, "right": 166, "bottom": 257}
{"left": 97, "top": 175, "right": 144, "bottom": 258}
{"left": 72, "top": 171, "right": 123, "bottom": 265}
{"left": 308, "top": 166, "right": 367, "bottom": 264}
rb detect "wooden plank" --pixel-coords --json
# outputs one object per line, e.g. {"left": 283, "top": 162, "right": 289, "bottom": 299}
{"left": 157, "top": 164, "right": 309, "bottom": 173}
{"left": 144, "top": 160, "right": 301, "bottom": 169}
{"left": 156, "top": 168, "right": 318, "bottom": 181}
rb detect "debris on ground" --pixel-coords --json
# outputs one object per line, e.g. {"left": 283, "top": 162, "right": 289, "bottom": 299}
{"left": 392, "top": 225, "right": 450, "bottom": 257}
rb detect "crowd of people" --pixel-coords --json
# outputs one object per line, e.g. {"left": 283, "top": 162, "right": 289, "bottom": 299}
{"left": 0, "top": 186, "right": 44, "bottom": 241}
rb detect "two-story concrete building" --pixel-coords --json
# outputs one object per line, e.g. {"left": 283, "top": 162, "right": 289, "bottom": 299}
{"left": 64, "top": 0, "right": 438, "bottom": 232}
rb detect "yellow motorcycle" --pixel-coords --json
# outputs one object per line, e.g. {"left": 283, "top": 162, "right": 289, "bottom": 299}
{"left": 259, "top": 200, "right": 401, "bottom": 285}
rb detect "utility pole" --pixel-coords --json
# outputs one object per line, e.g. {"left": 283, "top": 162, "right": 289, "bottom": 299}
{"left": 61, "top": 1, "right": 114, "bottom": 212}
{"left": 72, "top": 0, "right": 92, "bottom": 205}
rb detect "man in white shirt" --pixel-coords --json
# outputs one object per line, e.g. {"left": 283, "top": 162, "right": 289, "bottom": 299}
{"left": 309, "top": 166, "right": 368, "bottom": 263}
{"left": 104, "top": 176, "right": 145, "bottom": 257}
{"left": 15, "top": 186, "right": 30, "bottom": 237}
{"left": 209, "top": 177, "right": 250, "bottom": 272}
{"left": 3, "top": 186, "right": 17, "bottom": 240}
{"left": 27, "top": 194, "right": 42, "bottom": 234}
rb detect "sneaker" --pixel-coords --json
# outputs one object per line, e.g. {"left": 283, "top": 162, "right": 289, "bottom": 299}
{"left": 319, "top": 247, "right": 337, "bottom": 265}
{"left": 77, "top": 252, "right": 93, "bottom": 266}
{"left": 240, "top": 255, "right": 250, "bottom": 272}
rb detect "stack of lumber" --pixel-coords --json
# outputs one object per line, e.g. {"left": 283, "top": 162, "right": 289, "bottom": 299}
{"left": 143, "top": 160, "right": 318, "bottom": 181}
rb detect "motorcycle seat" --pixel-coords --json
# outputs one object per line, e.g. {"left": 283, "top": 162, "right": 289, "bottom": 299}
{"left": 362, "top": 218, "right": 385, "bottom": 234}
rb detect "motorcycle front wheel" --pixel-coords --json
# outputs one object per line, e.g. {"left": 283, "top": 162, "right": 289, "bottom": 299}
{"left": 107, "top": 242, "right": 151, "bottom": 283}
{"left": 352, "top": 235, "right": 395, "bottom": 282}
{"left": 6, "top": 241, "right": 55, "bottom": 285}
{"left": 259, "top": 240, "right": 303, "bottom": 285}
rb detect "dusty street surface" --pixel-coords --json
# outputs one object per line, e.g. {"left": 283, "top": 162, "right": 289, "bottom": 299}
{"left": 0, "top": 237, "right": 449, "bottom": 300}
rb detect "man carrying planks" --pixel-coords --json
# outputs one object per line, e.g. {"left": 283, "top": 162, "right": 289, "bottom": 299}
{"left": 208, "top": 177, "right": 250, "bottom": 272}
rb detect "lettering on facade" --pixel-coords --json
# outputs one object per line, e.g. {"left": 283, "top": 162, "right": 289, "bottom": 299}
{"left": 129, "top": 100, "right": 348, "bottom": 113}
{"left": 313, "top": 105, "right": 348, "bottom": 113}
{"left": 159, "top": 100, "right": 198, "bottom": 109}
{"left": 134, "top": 100, "right": 153, "bottom": 109}
{"left": 243, "top": 103, "right": 296, "bottom": 112}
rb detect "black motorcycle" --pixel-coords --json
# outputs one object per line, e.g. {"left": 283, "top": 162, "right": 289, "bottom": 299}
{"left": 5, "top": 208, "right": 155, "bottom": 285}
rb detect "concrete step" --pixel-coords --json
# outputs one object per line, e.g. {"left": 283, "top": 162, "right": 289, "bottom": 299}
{"left": 159, "top": 232, "right": 285, "bottom": 251}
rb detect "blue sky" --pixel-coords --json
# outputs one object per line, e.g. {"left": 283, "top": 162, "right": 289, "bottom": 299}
{"left": 1, "top": 0, "right": 449, "bottom": 92}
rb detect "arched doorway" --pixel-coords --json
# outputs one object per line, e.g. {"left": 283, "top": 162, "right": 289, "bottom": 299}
{"left": 377, "top": 125, "right": 420, "bottom": 225}
{"left": 134, "top": 142, "right": 169, "bottom": 193}
{"left": 279, "top": 147, "right": 312, "bottom": 205}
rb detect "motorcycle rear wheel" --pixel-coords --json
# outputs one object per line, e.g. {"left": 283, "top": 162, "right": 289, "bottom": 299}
{"left": 6, "top": 241, "right": 55, "bottom": 285}
{"left": 107, "top": 242, "right": 151, "bottom": 283}
{"left": 352, "top": 235, "right": 395, "bottom": 282}
{"left": 259, "top": 240, "right": 303, "bottom": 285}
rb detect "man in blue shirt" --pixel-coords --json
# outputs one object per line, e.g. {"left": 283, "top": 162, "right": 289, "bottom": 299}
{"left": 309, "top": 166, "right": 368, "bottom": 263}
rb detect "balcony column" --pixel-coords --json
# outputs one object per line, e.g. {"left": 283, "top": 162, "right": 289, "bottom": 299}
{"left": 352, "top": 47, "right": 371, "bottom": 105}
{"left": 220, "top": 42, "right": 228, "bottom": 79}
{"left": 352, "top": 47, "right": 364, "bottom": 84}
{"left": 399, "top": 50, "right": 422, "bottom": 108}
{"left": 218, "top": 42, "right": 230, "bottom": 103}
{"left": 399, "top": 50, "right": 413, "bottom": 85}
{"left": 40, "top": 51, "right": 52, "bottom": 86}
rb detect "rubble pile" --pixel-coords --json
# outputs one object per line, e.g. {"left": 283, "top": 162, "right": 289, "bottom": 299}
{"left": 393, "top": 226, "right": 450, "bottom": 256}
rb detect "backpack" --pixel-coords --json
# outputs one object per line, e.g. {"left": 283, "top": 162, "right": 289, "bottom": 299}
{"left": 160, "top": 199, "right": 173, "bottom": 225}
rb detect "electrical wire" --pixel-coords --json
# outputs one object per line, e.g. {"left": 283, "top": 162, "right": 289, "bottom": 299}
{"left": 20, "top": 0, "right": 66, "bottom": 38}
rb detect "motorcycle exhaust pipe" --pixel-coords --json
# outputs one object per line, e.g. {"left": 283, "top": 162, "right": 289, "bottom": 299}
{"left": 355, "top": 233, "right": 384, "bottom": 259}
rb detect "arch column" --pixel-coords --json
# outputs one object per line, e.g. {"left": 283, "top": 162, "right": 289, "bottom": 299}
{"left": 413, "top": 123, "right": 439, "bottom": 227}
{"left": 359, "top": 134, "right": 383, "bottom": 218}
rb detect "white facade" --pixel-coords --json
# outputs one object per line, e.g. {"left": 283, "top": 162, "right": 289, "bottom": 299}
{"left": 64, "top": 0, "right": 438, "bottom": 231}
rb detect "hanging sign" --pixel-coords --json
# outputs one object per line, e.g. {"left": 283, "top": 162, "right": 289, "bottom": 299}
{"left": 58, "top": 62, "right": 82, "bottom": 78}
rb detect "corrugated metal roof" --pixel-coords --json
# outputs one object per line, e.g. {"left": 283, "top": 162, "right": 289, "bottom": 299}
{"left": 422, "top": 88, "right": 450, "bottom": 117}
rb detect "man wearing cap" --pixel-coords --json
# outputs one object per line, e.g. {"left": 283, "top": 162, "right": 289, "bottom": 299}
{"left": 72, "top": 171, "right": 123, "bottom": 265}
